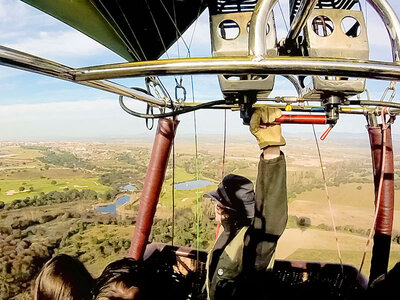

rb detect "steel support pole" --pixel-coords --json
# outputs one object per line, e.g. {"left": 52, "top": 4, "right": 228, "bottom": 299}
{"left": 367, "top": 124, "right": 394, "bottom": 283}
{"left": 0, "top": 45, "right": 165, "bottom": 107}
{"left": 285, "top": 0, "right": 318, "bottom": 44}
{"left": 74, "top": 57, "right": 400, "bottom": 82}
{"left": 128, "top": 118, "right": 179, "bottom": 260}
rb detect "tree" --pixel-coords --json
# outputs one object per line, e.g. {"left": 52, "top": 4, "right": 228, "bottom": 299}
{"left": 18, "top": 187, "right": 25, "bottom": 192}
{"left": 51, "top": 180, "right": 57, "bottom": 185}
{"left": 0, "top": 201, "right": 4, "bottom": 209}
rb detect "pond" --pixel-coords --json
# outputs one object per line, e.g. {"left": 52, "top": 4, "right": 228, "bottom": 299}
{"left": 174, "top": 179, "right": 215, "bottom": 190}
{"left": 120, "top": 184, "right": 137, "bottom": 191}
{"left": 97, "top": 196, "right": 130, "bottom": 213}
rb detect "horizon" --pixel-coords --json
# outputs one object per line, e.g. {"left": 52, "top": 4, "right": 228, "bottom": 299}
{"left": 1, "top": 130, "right": 399, "bottom": 145}
{"left": 0, "top": 1, "right": 399, "bottom": 139}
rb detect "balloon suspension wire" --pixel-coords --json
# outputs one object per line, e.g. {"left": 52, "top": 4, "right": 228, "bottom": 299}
{"left": 145, "top": 0, "right": 180, "bottom": 85}
{"left": 187, "top": 0, "right": 204, "bottom": 55}
{"left": 312, "top": 124, "right": 344, "bottom": 270}
{"left": 222, "top": 109, "right": 227, "bottom": 179}
{"left": 172, "top": 0, "right": 180, "bottom": 60}
{"left": 190, "top": 75, "right": 200, "bottom": 268}
{"left": 216, "top": 110, "right": 227, "bottom": 238}
{"left": 158, "top": 0, "right": 190, "bottom": 53}
{"left": 171, "top": 118, "right": 176, "bottom": 246}
{"left": 145, "top": 0, "right": 170, "bottom": 59}
{"left": 359, "top": 108, "right": 388, "bottom": 274}
{"left": 278, "top": 1, "right": 289, "bottom": 31}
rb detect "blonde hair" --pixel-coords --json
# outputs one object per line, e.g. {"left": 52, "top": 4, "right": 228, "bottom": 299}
{"left": 33, "top": 254, "right": 94, "bottom": 300}
{"left": 96, "top": 281, "right": 142, "bottom": 300}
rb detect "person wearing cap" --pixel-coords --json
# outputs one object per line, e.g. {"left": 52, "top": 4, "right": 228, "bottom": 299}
{"left": 204, "top": 107, "right": 287, "bottom": 300}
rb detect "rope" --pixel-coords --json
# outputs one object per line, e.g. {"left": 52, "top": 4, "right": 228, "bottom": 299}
{"left": 190, "top": 75, "right": 201, "bottom": 267}
{"left": 278, "top": 1, "right": 289, "bottom": 32}
{"left": 144, "top": 0, "right": 170, "bottom": 59}
{"left": 187, "top": 0, "right": 205, "bottom": 55}
{"left": 216, "top": 109, "right": 228, "bottom": 238}
{"left": 359, "top": 108, "right": 388, "bottom": 274}
{"left": 158, "top": 0, "right": 191, "bottom": 53}
{"left": 221, "top": 110, "right": 227, "bottom": 179}
{"left": 171, "top": 118, "right": 176, "bottom": 246}
{"left": 312, "top": 124, "right": 344, "bottom": 269}
{"left": 172, "top": 0, "right": 180, "bottom": 60}
{"left": 109, "top": 1, "right": 144, "bottom": 61}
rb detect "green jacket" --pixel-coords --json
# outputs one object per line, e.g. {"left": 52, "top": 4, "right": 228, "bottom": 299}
{"left": 206, "top": 153, "right": 287, "bottom": 299}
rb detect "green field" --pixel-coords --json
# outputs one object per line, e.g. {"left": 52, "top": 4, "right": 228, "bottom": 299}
{"left": 286, "top": 248, "right": 400, "bottom": 278}
{"left": 0, "top": 177, "right": 112, "bottom": 202}
{"left": 159, "top": 167, "right": 217, "bottom": 210}
{"left": 291, "top": 182, "right": 400, "bottom": 208}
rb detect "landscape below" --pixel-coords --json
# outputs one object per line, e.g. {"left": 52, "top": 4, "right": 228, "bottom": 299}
{"left": 0, "top": 137, "right": 399, "bottom": 299}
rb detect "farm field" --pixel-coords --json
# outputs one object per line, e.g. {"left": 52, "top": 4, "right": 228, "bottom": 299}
{"left": 277, "top": 228, "right": 400, "bottom": 276}
{"left": 289, "top": 182, "right": 400, "bottom": 232}
{"left": 0, "top": 177, "right": 111, "bottom": 203}
{"left": 1, "top": 137, "right": 400, "bottom": 299}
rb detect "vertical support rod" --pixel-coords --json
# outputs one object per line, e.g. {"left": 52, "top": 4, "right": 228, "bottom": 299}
{"left": 285, "top": 0, "right": 318, "bottom": 43}
{"left": 128, "top": 118, "right": 179, "bottom": 260}
{"left": 367, "top": 125, "right": 394, "bottom": 283}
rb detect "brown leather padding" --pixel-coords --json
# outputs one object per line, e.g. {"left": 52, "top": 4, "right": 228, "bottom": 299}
{"left": 367, "top": 125, "right": 394, "bottom": 236}
{"left": 129, "top": 118, "right": 179, "bottom": 260}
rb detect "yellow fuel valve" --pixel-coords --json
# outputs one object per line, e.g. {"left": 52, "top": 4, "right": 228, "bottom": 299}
{"left": 285, "top": 104, "right": 292, "bottom": 111}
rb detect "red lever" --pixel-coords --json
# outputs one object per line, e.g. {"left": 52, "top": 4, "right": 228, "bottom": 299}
{"left": 261, "top": 115, "right": 327, "bottom": 125}
{"left": 320, "top": 126, "right": 333, "bottom": 140}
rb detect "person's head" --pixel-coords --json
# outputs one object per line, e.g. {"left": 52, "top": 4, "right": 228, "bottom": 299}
{"left": 204, "top": 174, "right": 255, "bottom": 224}
{"left": 33, "top": 254, "right": 94, "bottom": 300}
{"left": 95, "top": 258, "right": 144, "bottom": 300}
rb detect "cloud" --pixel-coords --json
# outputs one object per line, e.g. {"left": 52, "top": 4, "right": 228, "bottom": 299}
{"left": 0, "top": 0, "right": 57, "bottom": 32}
{"left": 0, "top": 99, "right": 119, "bottom": 120}
{"left": 0, "top": 0, "right": 29, "bottom": 23}
{"left": 4, "top": 31, "right": 107, "bottom": 60}
{"left": 164, "top": 10, "right": 211, "bottom": 58}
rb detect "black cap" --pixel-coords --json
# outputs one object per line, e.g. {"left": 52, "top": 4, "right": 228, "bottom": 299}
{"left": 204, "top": 174, "right": 255, "bottom": 218}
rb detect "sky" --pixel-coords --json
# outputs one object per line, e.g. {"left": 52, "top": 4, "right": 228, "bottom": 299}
{"left": 0, "top": 0, "right": 399, "bottom": 141}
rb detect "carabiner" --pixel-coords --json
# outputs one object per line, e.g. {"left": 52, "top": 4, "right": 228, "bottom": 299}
{"left": 175, "top": 78, "right": 186, "bottom": 102}
{"left": 380, "top": 81, "right": 396, "bottom": 102}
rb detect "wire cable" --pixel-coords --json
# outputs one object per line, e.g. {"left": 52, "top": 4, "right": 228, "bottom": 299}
{"left": 190, "top": 75, "right": 201, "bottom": 269}
{"left": 144, "top": 0, "right": 170, "bottom": 59}
{"left": 278, "top": 1, "right": 289, "bottom": 31}
{"left": 187, "top": 0, "right": 204, "bottom": 57}
{"left": 221, "top": 109, "right": 227, "bottom": 179}
{"left": 119, "top": 96, "right": 224, "bottom": 118}
{"left": 216, "top": 109, "right": 227, "bottom": 239}
{"left": 115, "top": 1, "right": 147, "bottom": 61}
{"left": 171, "top": 117, "right": 176, "bottom": 247}
{"left": 158, "top": 0, "right": 191, "bottom": 53}
{"left": 311, "top": 124, "right": 344, "bottom": 270}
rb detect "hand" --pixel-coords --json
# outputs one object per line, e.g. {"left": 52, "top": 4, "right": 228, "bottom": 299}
{"left": 250, "top": 107, "right": 286, "bottom": 149}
